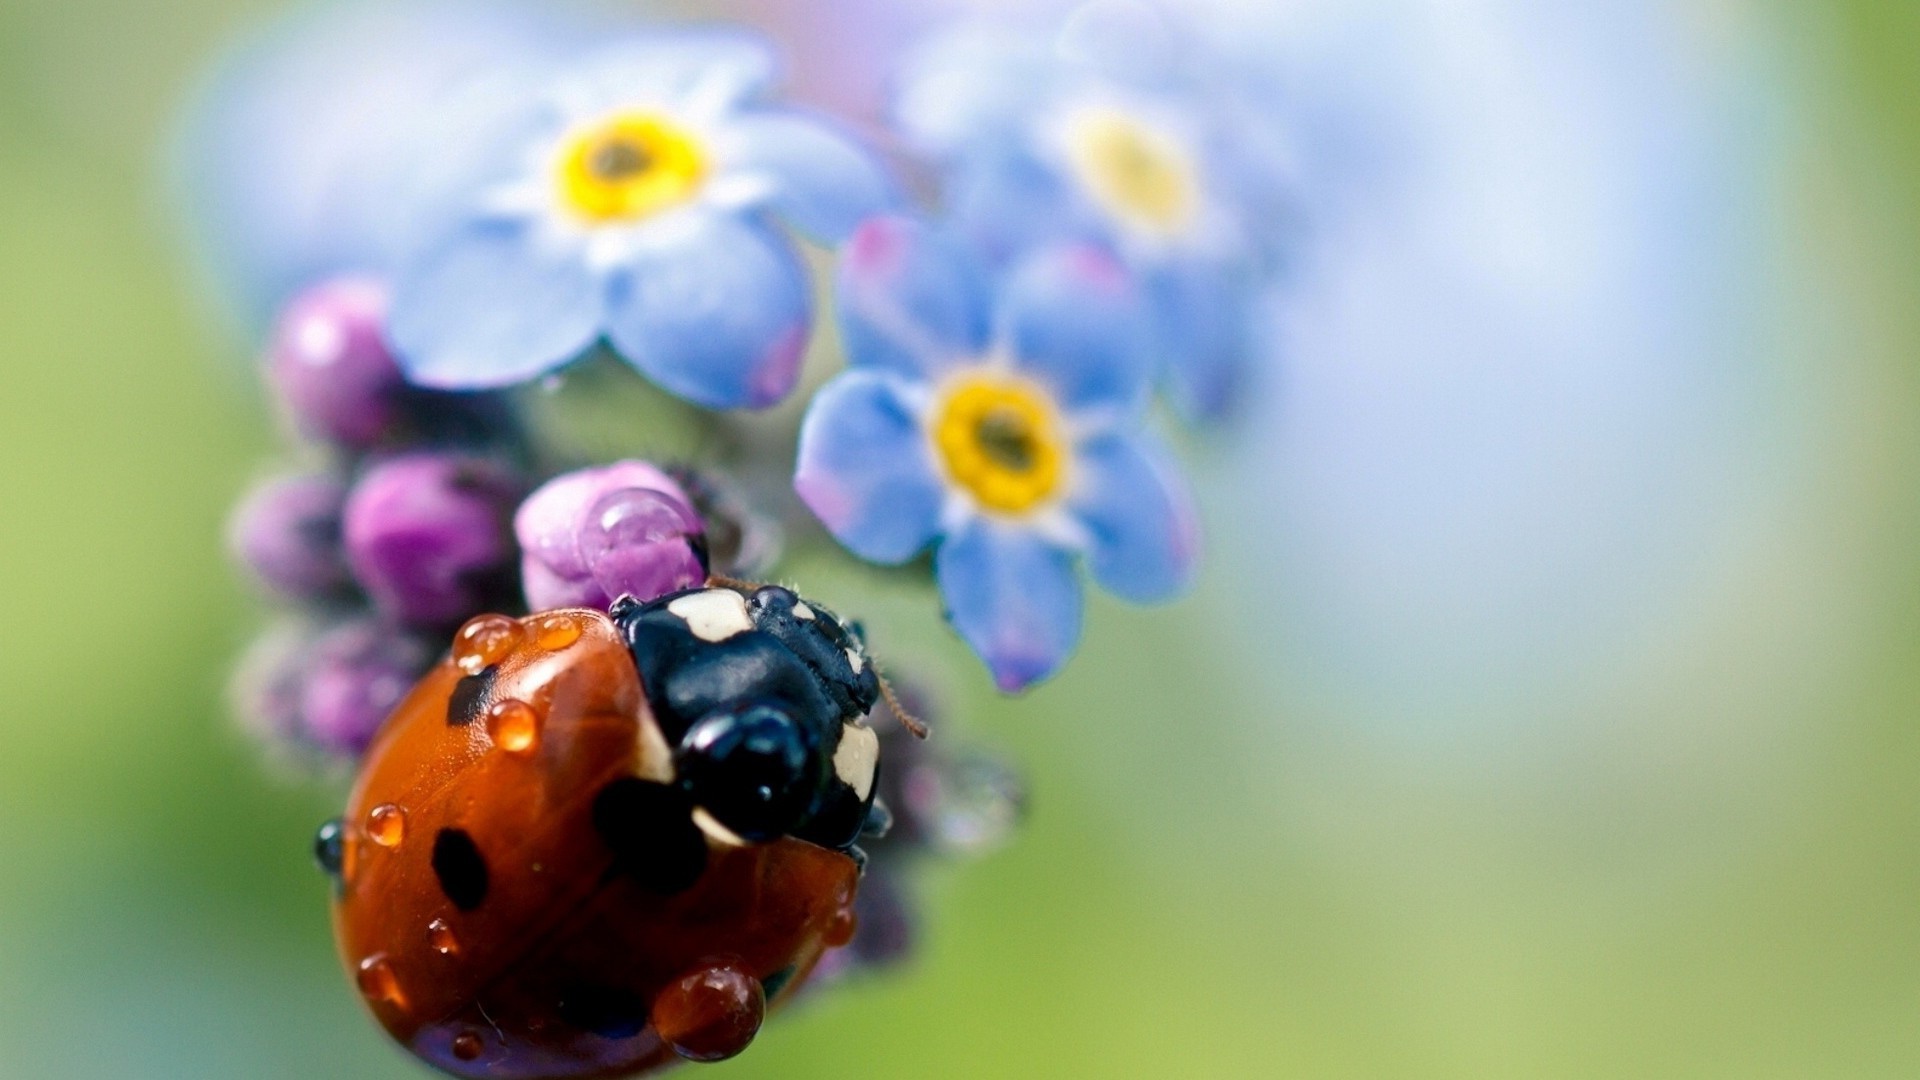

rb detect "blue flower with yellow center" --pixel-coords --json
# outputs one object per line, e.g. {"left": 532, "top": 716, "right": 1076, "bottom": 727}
{"left": 796, "top": 215, "right": 1199, "bottom": 692}
{"left": 387, "top": 32, "right": 898, "bottom": 409}
{"left": 895, "top": 6, "right": 1294, "bottom": 420}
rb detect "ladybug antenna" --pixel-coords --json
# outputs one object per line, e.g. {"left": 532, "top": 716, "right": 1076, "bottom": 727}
{"left": 876, "top": 670, "right": 930, "bottom": 740}
{"left": 705, "top": 573, "right": 767, "bottom": 594}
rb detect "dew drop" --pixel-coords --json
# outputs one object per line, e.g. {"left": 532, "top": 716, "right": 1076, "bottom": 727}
{"left": 533, "top": 612, "right": 582, "bottom": 651}
{"left": 427, "top": 918, "right": 459, "bottom": 956}
{"left": 368, "top": 803, "right": 407, "bottom": 848}
{"left": 356, "top": 955, "right": 403, "bottom": 1005}
{"left": 452, "top": 1031, "right": 484, "bottom": 1061}
{"left": 453, "top": 614, "right": 522, "bottom": 675}
{"left": 653, "top": 962, "right": 765, "bottom": 1063}
{"left": 923, "top": 753, "right": 1026, "bottom": 857}
{"left": 487, "top": 699, "right": 541, "bottom": 754}
{"left": 826, "top": 905, "right": 858, "bottom": 948}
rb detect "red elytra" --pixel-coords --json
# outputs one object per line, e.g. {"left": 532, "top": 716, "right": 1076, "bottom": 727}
{"left": 330, "top": 609, "right": 860, "bottom": 1079}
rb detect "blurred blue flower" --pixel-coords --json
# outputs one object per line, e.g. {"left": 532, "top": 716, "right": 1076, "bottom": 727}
{"left": 894, "top": 1, "right": 1295, "bottom": 419}
{"left": 1189, "top": 0, "right": 1795, "bottom": 742}
{"left": 387, "top": 32, "right": 899, "bottom": 409}
{"left": 796, "top": 216, "right": 1198, "bottom": 691}
{"left": 173, "top": 0, "right": 579, "bottom": 333}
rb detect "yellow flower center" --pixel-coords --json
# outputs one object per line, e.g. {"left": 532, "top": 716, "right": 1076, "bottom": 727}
{"left": 556, "top": 113, "right": 708, "bottom": 224}
{"left": 932, "top": 374, "right": 1068, "bottom": 516}
{"left": 1064, "top": 108, "right": 1199, "bottom": 238}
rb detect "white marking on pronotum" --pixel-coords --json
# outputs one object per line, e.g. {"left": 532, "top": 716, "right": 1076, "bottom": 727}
{"left": 833, "top": 723, "right": 880, "bottom": 800}
{"left": 692, "top": 807, "right": 747, "bottom": 848}
{"left": 668, "top": 589, "right": 753, "bottom": 642}
{"left": 845, "top": 647, "right": 865, "bottom": 675}
{"left": 633, "top": 715, "right": 675, "bottom": 784}
{"left": 792, "top": 601, "right": 815, "bottom": 621}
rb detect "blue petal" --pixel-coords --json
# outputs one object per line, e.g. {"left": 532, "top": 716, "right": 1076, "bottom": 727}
{"left": 603, "top": 213, "right": 812, "bottom": 409}
{"left": 895, "top": 28, "right": 1050, "bottom": 153}
{"left": 1148, "top": 263, "right": 1255, "bottom": 420}
{"left": 715, "top": 110, "right": 900, "bottom": 245}
{"left": 169, "top": 0, "right": 578, "bottom": 332}
{"left": 1070, "top": 433, "right": 1200, "bottom": 603}
{"left": 837, "top": 215, "right": 993, "bottom": 382}
{"left": 1000, "top": 244, "right": 1154, "bottom": 414}
{"left": 936, "top": 522, "right": 1084, "bottom": 693}
{"left": 794, "top": 371, "right": 945, "bottom": 565}
{"left": 566, "top": 32, "right": 776, "bottom": 115}
{"left": 388, "top": 219, "right": 602, "bottom": 389}
{"left": 947, "top": 152, "right": 1090, "bottom": 269}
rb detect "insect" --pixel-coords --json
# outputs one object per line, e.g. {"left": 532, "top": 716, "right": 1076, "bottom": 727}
{"left": 317, "top": 583, "right": 904, "bottom": 1079}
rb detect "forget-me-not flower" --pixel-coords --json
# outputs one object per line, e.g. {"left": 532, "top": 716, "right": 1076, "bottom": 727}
{"left": 895, "top": 3, "right": 1294, "bottom": 420}
{"left": 795, "top": 215, "right": 1199, "bottom": 692}
{"left": 173, "top": 0, "right": 578, "bottom": 332}
{"left": 388, "top": 32, "right": 898, "bottom": 409}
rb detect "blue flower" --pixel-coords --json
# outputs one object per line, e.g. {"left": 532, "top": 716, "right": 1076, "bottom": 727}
{"left": 172, "top": 0, "right": 580, "bottom": 333}
{"left": 795, "top": 215, "right": 1199, "bottom": 692}
{"left": 387, "top": 32, "right": 899, "bottom": 409}
{"left": 894, "top": 4, "right": 1294, "bottom": 420}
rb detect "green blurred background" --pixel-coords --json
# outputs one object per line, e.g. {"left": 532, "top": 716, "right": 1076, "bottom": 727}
{"left": 2, "top": 0, "right": 1919, "bottom": 1077}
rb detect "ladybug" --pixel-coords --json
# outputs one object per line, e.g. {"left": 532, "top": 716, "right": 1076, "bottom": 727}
{"left": 317, "top": 583, "right": 897, "bottom": 1079}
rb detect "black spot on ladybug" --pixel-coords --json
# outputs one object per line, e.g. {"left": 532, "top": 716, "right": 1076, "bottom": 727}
{"left": 759, "top": 965, "right": 798, "bottom": 1002}
{"left": 557, "top": 983, "right": 649, "bottom": 1040}
{"left": 447, "top": 666, "right": 496, "bottom": 727}
{"left": 432, "top": 829, "right": 491, "bottom": 911}
{"left": 314, "top": 818, "right": 345, "bottom": 879}
{"left": 591, "top": 778, "right": 707, "bottom": 895}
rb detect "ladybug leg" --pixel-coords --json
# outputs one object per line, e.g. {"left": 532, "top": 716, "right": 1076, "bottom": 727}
{"left": 859, "top": 797, "right": 894, "bottom": 840}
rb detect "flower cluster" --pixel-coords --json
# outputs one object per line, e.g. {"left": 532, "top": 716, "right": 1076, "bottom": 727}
{"left": 198, "top": 0, "right": 1286, "bottom": 723}
{"left": 227, "top": 278, "right": 717, "bottom": 757}
{"left": 186, "top": 0, "right": 1284, "bottom": 1031}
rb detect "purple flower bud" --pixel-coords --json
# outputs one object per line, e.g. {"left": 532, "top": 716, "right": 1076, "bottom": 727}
{"left": 228, "top": 473, "right": 353, "bottom": 600}
{"left": 299, "top": 619, "right": 433, "bottom": 756}
{"left": 228, "top": 618, "right": 432, "bottom": 760}
{"left": 229, "top": 621, "right": 313, "bottom": 748}
{"left": 267, "top": 277, "right": 405, "bottom": 448}
{"left": 516, "top": 462, "right": 706, "bottom": 611}
{"left": 580, "top": 487, "right": 708, "bottom": 604}
{"left": 344, "top": 453, "right": 524, "bottom": 628}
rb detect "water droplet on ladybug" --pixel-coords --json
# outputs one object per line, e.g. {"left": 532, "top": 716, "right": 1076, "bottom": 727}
{"left": 487, "top": 699, "right": 541, "bottom": 754}
{"left": 827, "top": 905, "right": 858, "bottom": 948}
{"left": 367, "top": 804, "right": 407, "bottom": 848}
{"left": 453, "top": 614, "right": 521, "bottom": 675}
{"left": 652, "top": 962, "right": 766, "bottom": 1063}
{"left": 533, "top": 612, "right": 582, "bottom": 651}
{"left": 427, "top": 918, "right": 459, "bottom": 956}
{"left": 356, "top": 955, "right": 403, "bottom": 1005}
{"left": 451, "top": 1031, "right": 484, "bottom": 1061}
